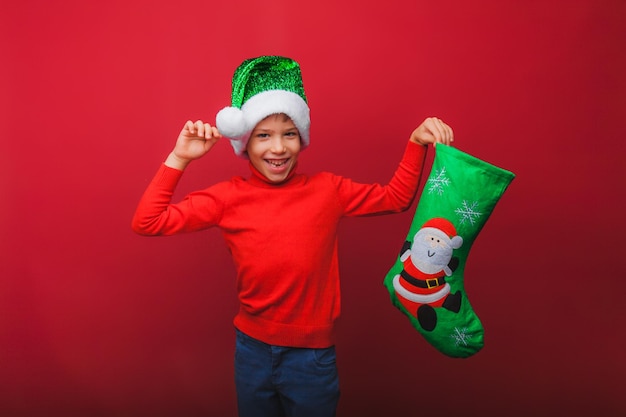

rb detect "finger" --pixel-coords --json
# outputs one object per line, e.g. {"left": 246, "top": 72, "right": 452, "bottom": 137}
{"left": 440, "top": 121, "right": 453, "bottom": 145}
{"left": 207, "top": 123, "right": 221, "bottom": 139}
{"left": 436, "top": 119, "right": 449, "bottom": 145}
{"left": 448, "top": 125, "right": 455, "bottom": 143}
{"left": 203, "top": 123, "right": 212, "bottom": 139}
{"left": 195, "top": 120, "right": 205, "bottom": 138}
{"left": 185, "top": 120, "right": 195, "bottom": 134}
{"left": 434, "top": 118, "right": 453, "bottom": 145}
{"left": 438, "top": 119, "right": 448, "bottom": 143}
{"left": 428, "top": 117, "right": 445, "bottom": 144}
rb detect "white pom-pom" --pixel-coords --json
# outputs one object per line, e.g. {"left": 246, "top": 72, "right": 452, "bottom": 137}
{"left": 216, "top": 106, "right": 246, "bottom": 139}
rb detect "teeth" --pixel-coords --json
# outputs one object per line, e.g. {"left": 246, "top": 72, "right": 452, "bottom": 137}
{"left": 267, "top": 160, "right": 287, "bottom": 167}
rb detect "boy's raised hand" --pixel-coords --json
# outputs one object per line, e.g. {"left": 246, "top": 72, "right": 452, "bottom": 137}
{"left": 410, "top": 117, "right": 454, "bottom": 147}
{"left": 165, "top": 120, "right": 222, "bottom": 170}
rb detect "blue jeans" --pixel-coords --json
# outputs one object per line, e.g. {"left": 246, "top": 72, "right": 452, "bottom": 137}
{"left": 234, "top": 329, "right": 340, "bottom": 417}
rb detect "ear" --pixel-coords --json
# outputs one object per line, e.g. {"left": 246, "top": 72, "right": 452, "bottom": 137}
{"left": 450, "top": 235, "right": 463, "bottom": 249}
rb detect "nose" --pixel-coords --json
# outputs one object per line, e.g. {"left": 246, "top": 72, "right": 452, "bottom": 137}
{"left": 270, "top": 137, "right": 286, "bottom": 154}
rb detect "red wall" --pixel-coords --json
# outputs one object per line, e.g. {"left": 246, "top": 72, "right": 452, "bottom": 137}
{"left": 2, "top": 0, "right": 625, "bottom": 416}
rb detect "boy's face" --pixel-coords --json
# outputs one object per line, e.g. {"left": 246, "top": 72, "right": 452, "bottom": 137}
{"left": 246, "top": 114, "right": 302, "bottom": 183}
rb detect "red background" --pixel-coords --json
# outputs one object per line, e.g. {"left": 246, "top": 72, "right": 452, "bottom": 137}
{"left": 2, "top": 0, "right": 625, "bottom": 416}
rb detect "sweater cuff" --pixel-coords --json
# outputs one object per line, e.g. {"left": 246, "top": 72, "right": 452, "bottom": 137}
{"left": 151, "top": 163, "right": 184, "bottom": 188}
{"left": 403, "top": 140, "right": 428, "bottom": 169}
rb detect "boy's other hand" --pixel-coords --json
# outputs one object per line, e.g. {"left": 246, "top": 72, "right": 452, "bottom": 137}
{"left": 165, "top": 120, "right": 222, "bottom": 170}
{"left": 410, "top": 117, "right": 454, "bottom": 147}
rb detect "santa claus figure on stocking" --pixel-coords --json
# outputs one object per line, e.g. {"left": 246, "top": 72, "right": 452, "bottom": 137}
{"left": 392, "top": 217, "right": 464, "bottom": 331}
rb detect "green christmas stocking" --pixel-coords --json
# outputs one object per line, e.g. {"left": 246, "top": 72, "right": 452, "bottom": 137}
{"left": 384, "top": 144, "right": 515, "bottom": 358}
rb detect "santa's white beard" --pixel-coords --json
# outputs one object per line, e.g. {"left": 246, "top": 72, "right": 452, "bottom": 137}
{"left": 412, "top": 256, "right": 446, "bottom": 274}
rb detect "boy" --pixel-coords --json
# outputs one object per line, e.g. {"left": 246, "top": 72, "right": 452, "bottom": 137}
{"left": 132, "top": 56, "right": 453, "bottom": 417}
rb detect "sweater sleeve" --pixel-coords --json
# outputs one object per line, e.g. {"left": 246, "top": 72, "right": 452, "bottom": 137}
{"left": 333, "top": 141, "right": 427, "bottom": 217}
{"left": 131, "top": 164, "right": 223, "bottom": 235}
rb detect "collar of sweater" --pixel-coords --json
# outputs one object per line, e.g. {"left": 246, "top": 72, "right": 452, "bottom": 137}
{"left": 246, "top": 161, "right": 304, "bottom": 188}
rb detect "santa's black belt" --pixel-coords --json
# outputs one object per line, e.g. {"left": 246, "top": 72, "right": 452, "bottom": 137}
{"left": 400, "top": 270, "right": 446, "bottom": 289}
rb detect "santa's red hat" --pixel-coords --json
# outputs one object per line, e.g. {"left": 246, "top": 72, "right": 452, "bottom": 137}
{"left": 421, "top": 218, "right": 463, "bottom": 249}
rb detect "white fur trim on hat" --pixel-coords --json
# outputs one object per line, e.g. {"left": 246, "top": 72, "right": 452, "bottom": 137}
{"left": 216, "top": 90, "right": 310, "bottom": 158}
{"left": 421, "top": 227, "right": 463, "bottom": 249}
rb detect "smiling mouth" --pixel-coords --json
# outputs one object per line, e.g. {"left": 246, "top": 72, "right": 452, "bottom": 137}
{"left": 427, "top": 250, "right": 435, "bottom": 257}
{"left": 266, "top": 159, "right": 289, "bottom": 168}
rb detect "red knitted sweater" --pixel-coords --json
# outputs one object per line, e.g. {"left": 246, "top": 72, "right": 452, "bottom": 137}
{"left": 132, "top": 141, "right": 426, "bottom": 348}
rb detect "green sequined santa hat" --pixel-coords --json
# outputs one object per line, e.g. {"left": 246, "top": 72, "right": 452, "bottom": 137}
{"left": 216, "top": 56, "right": 310, "bottom": 157}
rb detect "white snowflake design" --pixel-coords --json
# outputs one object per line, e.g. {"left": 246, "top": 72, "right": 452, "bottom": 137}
{"left": 427, "top": 167, "right": 450, "bottom": 195}
{"left": 450, "top": 327, "right": 473, "bottom": 346}
{"left": 455, "top": 200, "right": 482, "bottom": 225}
